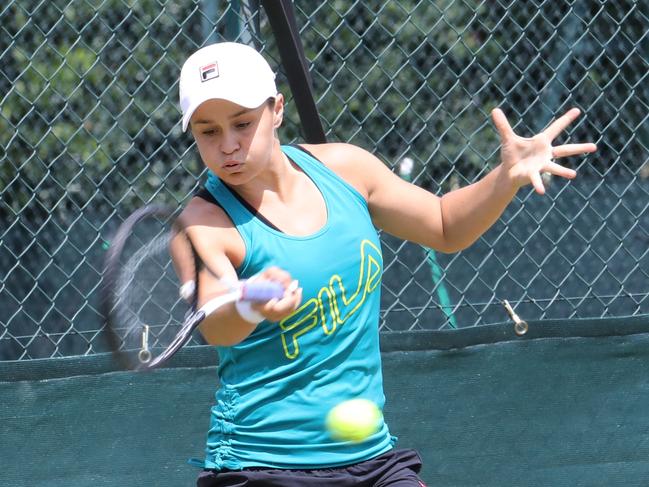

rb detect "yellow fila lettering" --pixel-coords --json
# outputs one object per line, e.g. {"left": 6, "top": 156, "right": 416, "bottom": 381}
{"left": 279, "top": 240, "right": 382, "bottom": 359}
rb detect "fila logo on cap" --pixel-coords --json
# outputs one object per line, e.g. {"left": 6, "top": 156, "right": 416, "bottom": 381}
{"left": 200, "top": 62, "right": 219, "bottom": 82}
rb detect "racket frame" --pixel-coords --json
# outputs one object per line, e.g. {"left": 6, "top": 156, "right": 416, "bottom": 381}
{"left": 101, "top": 204, "right": 200, "bottom": 370}
{"left": 101, "top": 204, "right": 285, "bottom": 370}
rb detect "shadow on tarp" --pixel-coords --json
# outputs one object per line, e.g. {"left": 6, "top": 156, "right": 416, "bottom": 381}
{"left": 3, "top": 315, "right": 649, "bottom": 486}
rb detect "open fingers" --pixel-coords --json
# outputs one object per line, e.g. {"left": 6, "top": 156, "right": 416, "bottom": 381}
{"left": 491, "top": 108, "right": 515, "bottom": 141}
{"left": 546, "top": 160, "right": 577, "bottom": 179}
{"left": 524, "top": 160, "right": 577, "bottom": 196}
{"left": 530, "top": 171, "right": 545, "bottom": 195}
{"left": 552, "top": 143, "right": 597, "bottom": 159}
{"left": 543, "top": 107, "right": 582, "bottom": 140}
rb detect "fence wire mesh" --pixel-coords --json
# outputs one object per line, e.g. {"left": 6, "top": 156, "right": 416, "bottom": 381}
{"left": 1, "top": 0, "right": 648, "bottom": 360}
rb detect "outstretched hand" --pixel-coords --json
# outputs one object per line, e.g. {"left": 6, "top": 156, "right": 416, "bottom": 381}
{"left": 492, "top": 108, "right": 597, "bottom": 195}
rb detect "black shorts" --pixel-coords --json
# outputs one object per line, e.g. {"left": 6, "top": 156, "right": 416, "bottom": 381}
{"left": 197, "top": 448, "right": 426, "bottom": 487}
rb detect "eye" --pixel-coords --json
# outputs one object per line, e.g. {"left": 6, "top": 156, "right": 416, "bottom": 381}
{"left": 235, "top": 121, "right": 251, "bottom": 129}
{"left": 201, "top": 128, "right": 217, "bottom": 136}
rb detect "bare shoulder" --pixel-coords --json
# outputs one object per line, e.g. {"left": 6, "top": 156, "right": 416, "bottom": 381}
{"left": 299, "top": 142, "right": 386, "bottom": 200}
{"left": 180, "top": 195, "right": 245, "bottom": 267}
{"left": 181, "top": 194, "right": 233, "bottom": 228}
{"left": 300, "top": 142, "right": 378, "bottom": 169}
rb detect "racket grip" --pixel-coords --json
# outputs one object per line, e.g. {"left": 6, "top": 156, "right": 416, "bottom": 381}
{"left": 240, "top": 281, "right": 285, "bottom": 302}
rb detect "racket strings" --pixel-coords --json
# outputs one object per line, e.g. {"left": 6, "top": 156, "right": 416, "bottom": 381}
{"left": 111, "top": 222, "right": 196, "bottom": 354}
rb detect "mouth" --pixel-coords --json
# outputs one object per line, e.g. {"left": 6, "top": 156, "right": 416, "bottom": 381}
{"left": 222, "top": 161, "right": 244, "bottom": 173}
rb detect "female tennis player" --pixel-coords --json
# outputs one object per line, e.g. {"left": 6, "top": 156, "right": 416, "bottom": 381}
{"left": 178, "top": 42, "right": 596, "bottom": 486}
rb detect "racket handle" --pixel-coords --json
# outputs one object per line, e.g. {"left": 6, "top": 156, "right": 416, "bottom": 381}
{"left": 240, "top": 281, "right": 285, "bottom": 302}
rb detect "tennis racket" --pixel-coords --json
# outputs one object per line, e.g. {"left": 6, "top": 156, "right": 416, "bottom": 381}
{"left": 101, "top": 204, "right": 284, "bottom": 370}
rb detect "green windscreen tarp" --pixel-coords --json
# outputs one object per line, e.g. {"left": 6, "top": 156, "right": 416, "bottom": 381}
{"left": 3, "top": 317, "right": 649, "bottom": 486}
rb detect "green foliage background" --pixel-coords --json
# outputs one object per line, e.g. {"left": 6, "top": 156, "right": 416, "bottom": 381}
{"left": 1, "top": 0, "right": 647, "bottom": 359}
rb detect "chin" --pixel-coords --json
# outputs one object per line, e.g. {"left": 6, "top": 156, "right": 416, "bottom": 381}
{"left": 220, "top": 171, "right": 254, "bottom": 186}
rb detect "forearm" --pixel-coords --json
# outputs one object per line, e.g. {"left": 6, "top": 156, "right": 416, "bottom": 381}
{"left": 438, "top": 163, "right": 517, "bottom": 252}
{"left": 198, "top": 302, "right": 258, "bottom": 346}
{"left": 196, "top": 268, "right": 302, "bottom": 346}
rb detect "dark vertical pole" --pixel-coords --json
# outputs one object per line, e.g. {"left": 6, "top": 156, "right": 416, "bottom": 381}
{"left": 261, "top": 0, "right": 327, "bottom": 143}
{"left": 202, "top": 0, "right": 219, "bottom": 44}
{"left": 224, "top": 0, "right": 242, "bottom": 41}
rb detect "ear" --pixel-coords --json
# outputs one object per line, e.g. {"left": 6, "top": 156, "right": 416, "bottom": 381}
{"left": 272, "top": 93, "right": 285, "bottom": 129}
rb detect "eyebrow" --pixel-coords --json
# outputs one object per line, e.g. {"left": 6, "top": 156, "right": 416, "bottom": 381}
{"left": 192, "top": 107, "right": 254, "bottom": 125}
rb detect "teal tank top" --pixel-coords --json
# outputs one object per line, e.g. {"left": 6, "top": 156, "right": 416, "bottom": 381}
{"left": 202, "top": 145, "right": 395, "bottom": 470}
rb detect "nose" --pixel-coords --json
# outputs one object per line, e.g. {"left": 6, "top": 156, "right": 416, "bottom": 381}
{"left": 220, "top": 129, "right": 239, "bottom": 155}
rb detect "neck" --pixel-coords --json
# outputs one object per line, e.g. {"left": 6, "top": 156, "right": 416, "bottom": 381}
{"left": 235, "top": 141, "right": 301, "bottom": 205}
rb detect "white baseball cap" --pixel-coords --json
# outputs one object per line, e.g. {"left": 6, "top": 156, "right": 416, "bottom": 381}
{"left": 179, "top": 42, "right": 278, "bottom": 132}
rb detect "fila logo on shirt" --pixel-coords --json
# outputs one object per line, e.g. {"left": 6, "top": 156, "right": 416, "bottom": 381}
{"left": 200, "top": 61, "right": 219, "bottom": 82}
{"left": 279, "top": 239, "right": 382, "bottom": 360}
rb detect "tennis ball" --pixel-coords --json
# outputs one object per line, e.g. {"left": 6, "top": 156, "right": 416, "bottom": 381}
{"left": 326, "top": 398, "right": 383, "bottom": 443}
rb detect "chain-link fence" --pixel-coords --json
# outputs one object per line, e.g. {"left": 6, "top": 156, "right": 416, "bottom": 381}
{"left": 1, "top": 0, "right": 648, "bottom": 360}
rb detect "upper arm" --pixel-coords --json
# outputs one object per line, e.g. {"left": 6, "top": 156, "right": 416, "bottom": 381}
{"left": 178, "top": 197, "right": 264, "bottom": 345}
{"left": 178, "top": 196, "right": 243, "bottom": 303}
{"left": 303, "top": 143, "right": 449, "bottom": 251}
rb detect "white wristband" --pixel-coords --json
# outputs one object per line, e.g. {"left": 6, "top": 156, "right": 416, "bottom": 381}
{"left": 235, "top": 299, "right": 265, "bottom": 324}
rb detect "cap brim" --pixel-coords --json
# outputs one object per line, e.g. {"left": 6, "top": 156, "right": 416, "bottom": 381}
{"left": 181, "top": 93, "right": 277, "bottom": 132}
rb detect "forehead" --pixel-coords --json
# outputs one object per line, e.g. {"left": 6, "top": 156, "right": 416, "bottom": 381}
{"left": 191, "top": 98, "right": 254, "bottom": 123}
